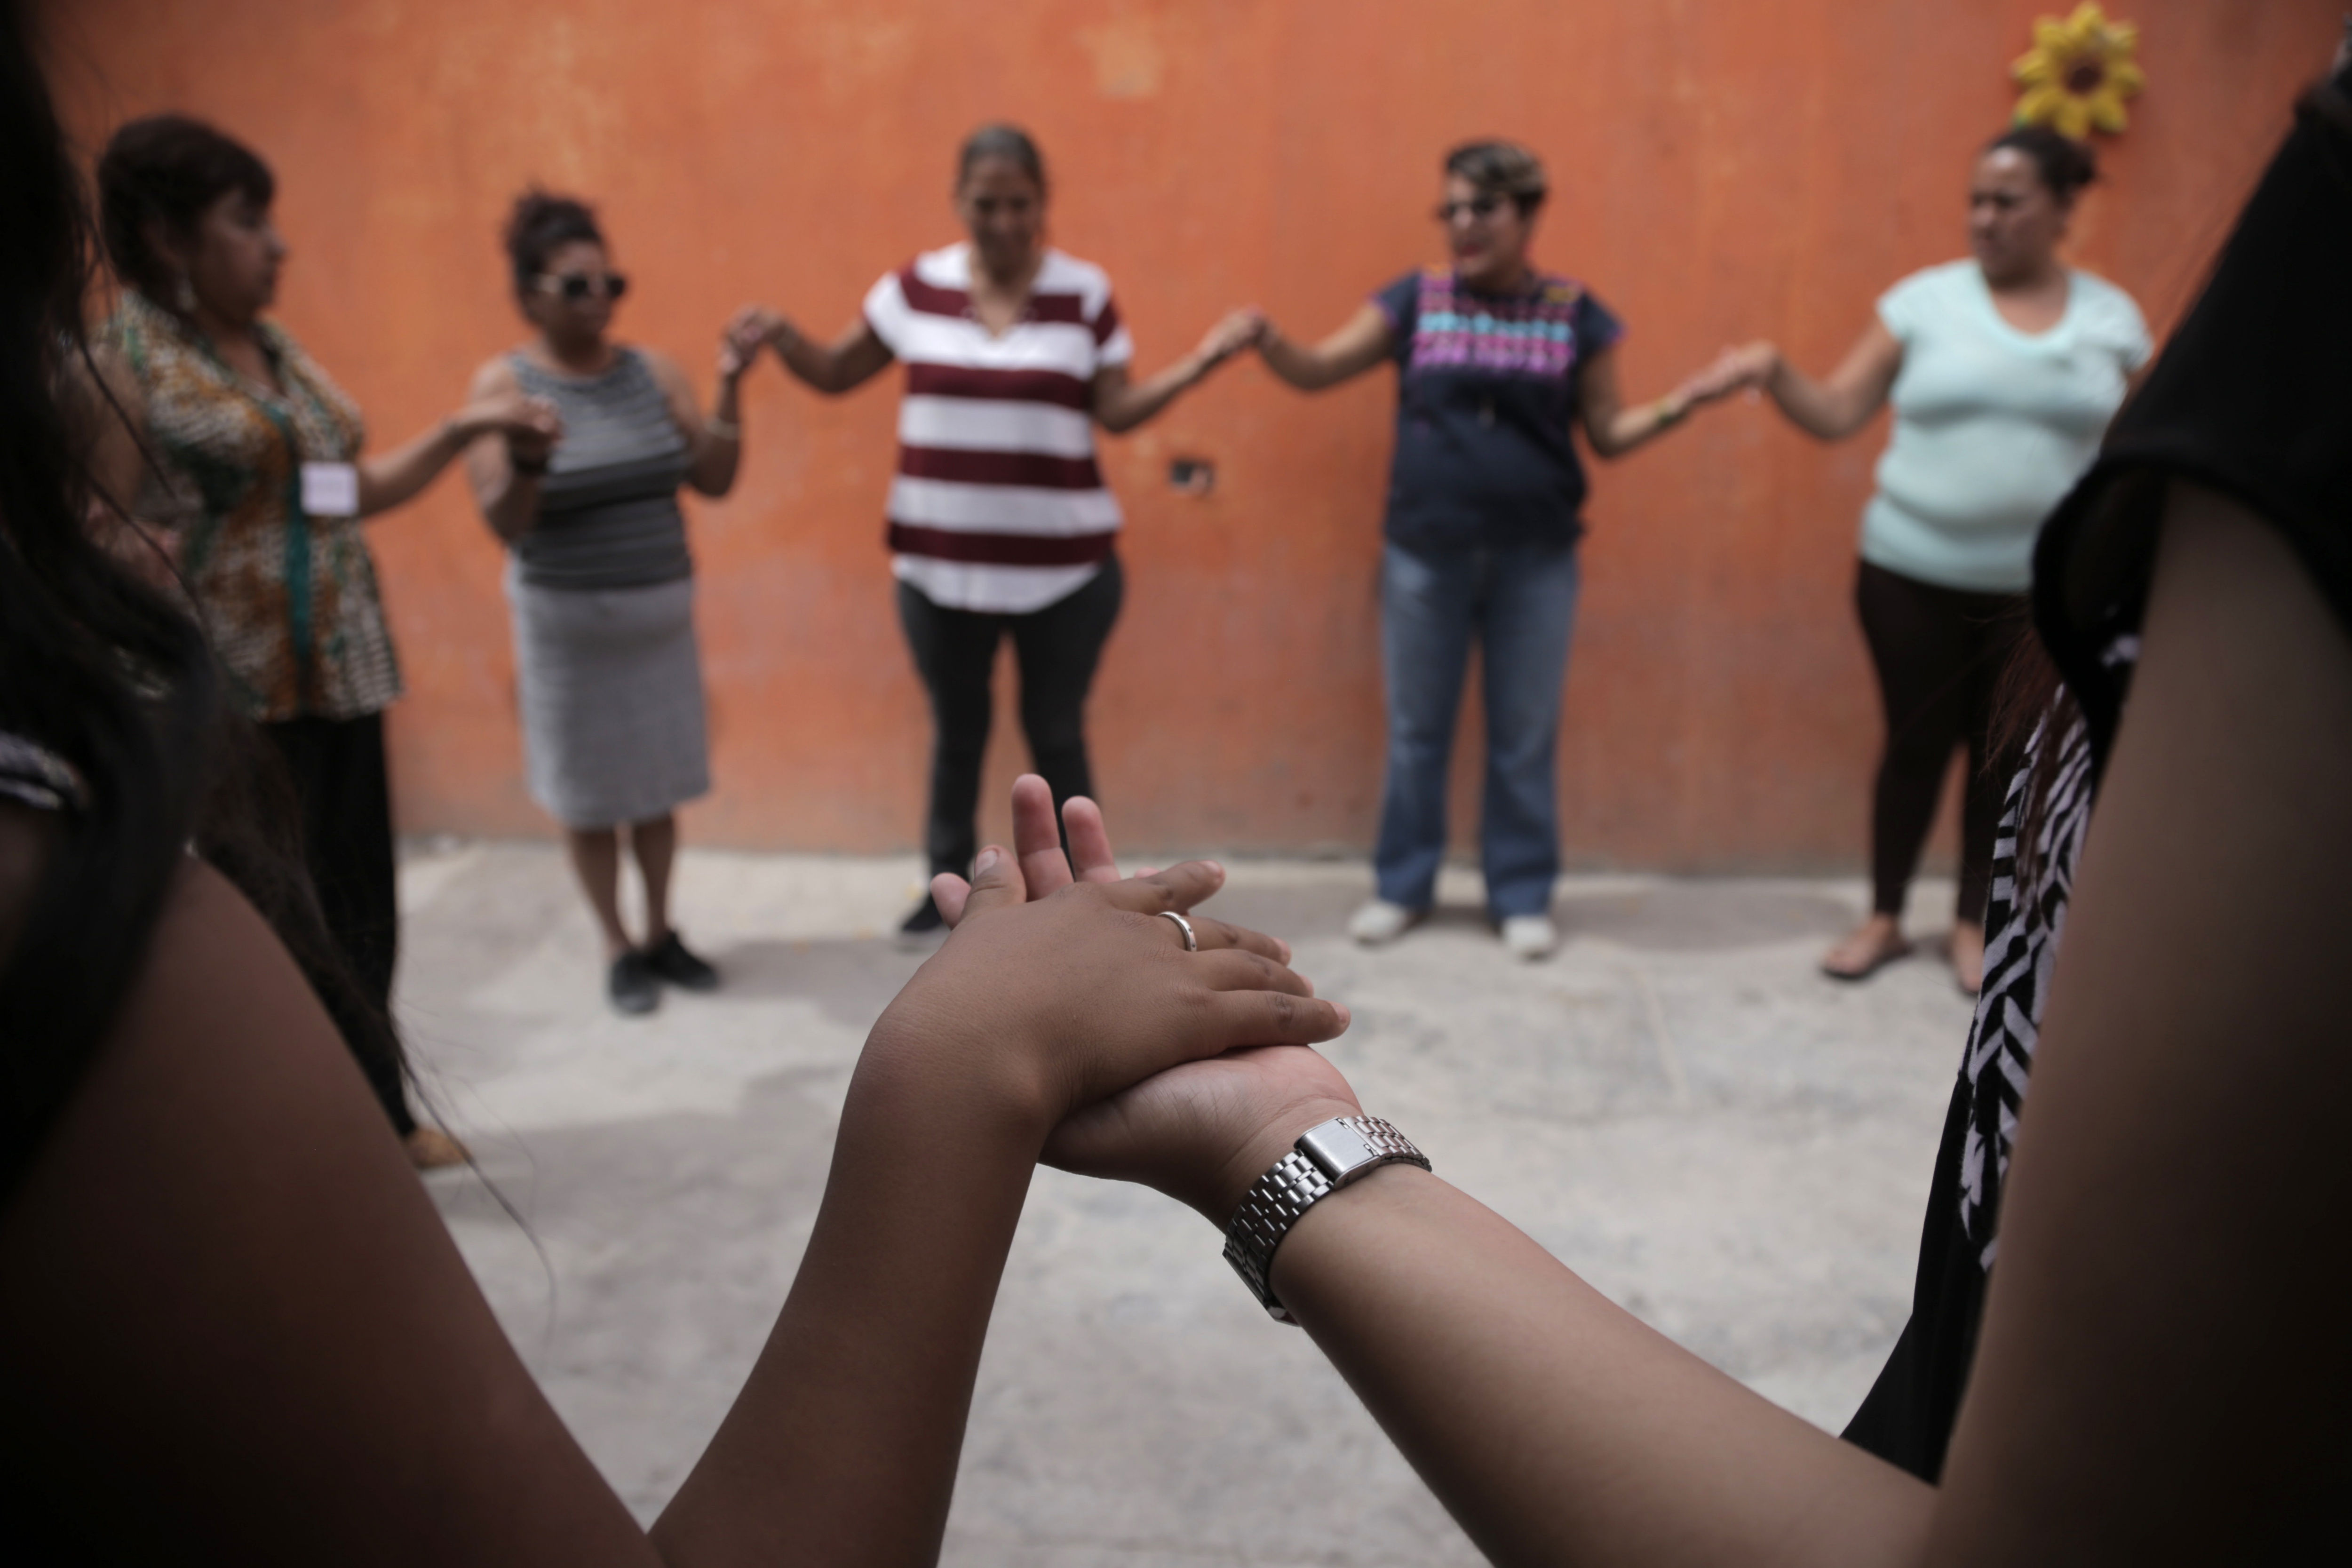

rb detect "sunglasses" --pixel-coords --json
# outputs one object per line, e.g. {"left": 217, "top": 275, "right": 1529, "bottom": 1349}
{"left": 1434, "top": 195, "right": 1511, "bottom": 224}
{"left": 537, "top": 271, "right": 629, "bottom": 302}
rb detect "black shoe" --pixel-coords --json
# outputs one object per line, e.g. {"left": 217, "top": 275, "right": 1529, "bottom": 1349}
{"left": 643, "top": 930, "right": 720, "bottom": 992}
{"left": 607, "top": 951, "right": 660, "bottom": 1015}
{"left": 897, "top": 892, "right": 946, "bottom": 939}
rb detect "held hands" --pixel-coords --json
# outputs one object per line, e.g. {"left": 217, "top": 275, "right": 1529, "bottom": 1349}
{"left": 723, "top": 305, "right": 799, "bottom": 367}
{"left": 1665, "top": 343, "right": 1769, "bottom": 414}
{"left": 1674, "top": 341, "right": 1779, "bottom": 408}
{"left": 1048, "top": 1042, "right": 1365, "bottom": 1227}
{"left": 882, "top": 775, "right": 1345, "bottom": 1138}
{"left": 718, "top": 305, "right": 772, "bottom": 381}
{"left": 454, "top": 390, "right": 562, "bottom": 470}
{"left": 455, "top": 390, "right": 562, "bottom": 451}
{"left": 1189, "top": 307, "right": 1267, "bottom": 377}
{"left": 927, "top": 777, "right": 1367, "bottom": 1226}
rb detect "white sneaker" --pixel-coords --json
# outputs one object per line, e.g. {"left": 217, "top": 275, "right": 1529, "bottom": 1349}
{"left": 1500, "top": 914, "right": 1558, "bottom": 961}
{"left": 1346, "top": 899, "right": 1423, "bottom": 945}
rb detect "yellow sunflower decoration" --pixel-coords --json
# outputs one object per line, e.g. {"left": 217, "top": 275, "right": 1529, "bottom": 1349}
{"left": 2013, "top": 4, "right": 2146, "bottom": 137}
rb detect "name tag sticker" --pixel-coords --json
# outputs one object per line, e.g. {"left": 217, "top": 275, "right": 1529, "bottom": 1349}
{"left": 300, "top": 461, "right": 360, "bottom": 518}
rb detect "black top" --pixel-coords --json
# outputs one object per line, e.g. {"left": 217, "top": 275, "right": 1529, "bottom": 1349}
{"left": 1371, "top": 267, "right": 1623, "bottom": 552}
{"left": 2035, "top": 69, "right": 2352, "bottom": 770}
{"left": 1845, "top": 64, "right": 2352, "bottom": 1552}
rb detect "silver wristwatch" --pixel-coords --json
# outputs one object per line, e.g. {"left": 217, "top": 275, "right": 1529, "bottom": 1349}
{"left": 1223, "top": 1115, "right": 1430, "bottom": 1324}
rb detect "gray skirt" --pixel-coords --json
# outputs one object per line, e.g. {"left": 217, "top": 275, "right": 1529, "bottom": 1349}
{"left": 506, "top": 563, "right": 710, "bottom": 830}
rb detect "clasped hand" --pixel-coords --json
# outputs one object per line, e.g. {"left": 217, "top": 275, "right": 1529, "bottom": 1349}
{"left": 718, "top": 304, "right": 773, "bottom": 381}
{"left": 455, "top": 390, "right": 562, "bottom": 465}
{"left": 1191, "top": 307, "right": 1267, "bottom": 373}
{"left": 1672, "top": 340, "right": 1780, "bottom": 408}
{"left": 883, "top": 775, "right": 1367, "bottom": 1227}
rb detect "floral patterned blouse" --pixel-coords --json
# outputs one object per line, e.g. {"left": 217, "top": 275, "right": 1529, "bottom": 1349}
{"left": 105, "top": 291, "right": 401, "bottom": 722}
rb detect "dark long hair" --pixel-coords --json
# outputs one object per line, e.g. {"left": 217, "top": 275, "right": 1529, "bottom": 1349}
{"left": 0, "top": 3, "right": 212, "bottom": 1193}
{"left": 0, "top": 1, "right": 403, "bottom": 1192}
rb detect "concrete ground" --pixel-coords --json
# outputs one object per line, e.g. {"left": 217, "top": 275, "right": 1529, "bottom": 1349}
{"left": 403, "top": 841, "right": 1975, "bottom": 1566}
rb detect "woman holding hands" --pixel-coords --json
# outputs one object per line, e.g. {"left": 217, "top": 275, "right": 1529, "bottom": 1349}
{"left": 88, "top": 115, "right": 559, "bottom": 1164}
{"left": 1727, "top": 127, "right": 2149, "bottom": 992}
{"left": 1251, "top": 140, "right": 1751, "bottom": 960}
{"left": 737, "top": 124, "right": 1261, "bottom": 936}
{"left": 465, "top": 192, "right": 757, "bottom": 1015}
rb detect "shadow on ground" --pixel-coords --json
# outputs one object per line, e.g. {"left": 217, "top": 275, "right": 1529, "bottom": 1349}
{"left": 402, "top": 842, "right": 1974, "bottom": 1564}
{"left": 1209, "top": 876, "right": 1861, "bottom": 955}
{"left": 699, "top": 936, "right": 930, "bottom": 1027}
{"left": 1557, "top": 882, "right": 1862, "bottom": 952}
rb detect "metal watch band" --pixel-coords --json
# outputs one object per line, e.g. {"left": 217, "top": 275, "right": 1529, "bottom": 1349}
{"left": 1222, "top": 1114, "right": 1430, "bottom": 1324}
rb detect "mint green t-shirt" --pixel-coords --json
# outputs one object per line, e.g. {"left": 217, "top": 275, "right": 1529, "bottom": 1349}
{"left": 1862, "top": 260, "right": 2151, "bottom": 593}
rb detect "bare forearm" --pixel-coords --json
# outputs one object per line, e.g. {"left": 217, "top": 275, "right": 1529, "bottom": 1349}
{"left": 772, "top": 326, "right": 860, "bottom": 396}
{"left": 482, "top": 469, "right": 543, "bottom": 542}
{"left": 689, "top": 375, "right": 743, "bottom": 495}
{"left": 358, "top": 417, "right": 467, "bottom": 517}
{"left": 1764, "top": 359, "right": 1875, "bottom": 441}
{"left": 653, "top": 850, "right": 1342, "bottom": 1562}
{"left": 1257, "top": 329, "right": 1349, "bottom": 391}
{"left": 1250, "top": 304, "right": 1389, "bottom": 393}
{"left": 1589, "top": 395, "right": 1692, "bottom": 459}
{"left": 652, "top": 1036, "right": 1043, "bottom": 1565}
{"left": 1096, "top": 355, "right": 1207, "bottom": 434}
{"left": 1276, "top": 1170, "right": 1933, "bottom": 1566}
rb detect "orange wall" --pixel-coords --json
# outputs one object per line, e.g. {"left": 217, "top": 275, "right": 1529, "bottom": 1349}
{"left": 42, "top": 0, "right": 2336, "bottom": 865}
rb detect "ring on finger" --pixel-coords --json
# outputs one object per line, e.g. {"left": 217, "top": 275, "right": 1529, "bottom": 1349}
{"left": 1156, "top": 909, "right": 1199, "bottom": 952}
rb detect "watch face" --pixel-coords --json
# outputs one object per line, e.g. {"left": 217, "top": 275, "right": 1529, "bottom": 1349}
{"left": 1298, "top": 1120, "right": 1379, "bottom": 1179}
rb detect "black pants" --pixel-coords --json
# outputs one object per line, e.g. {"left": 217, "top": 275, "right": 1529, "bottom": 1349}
{"left": 1854, "top": 560, "right": 2024, "bottom": 925}
{"left": 896, "top": 556, "right": 1125, "bottom": 879}
{"left": 263, "top": 712, "right": 416, "bottom": 1136}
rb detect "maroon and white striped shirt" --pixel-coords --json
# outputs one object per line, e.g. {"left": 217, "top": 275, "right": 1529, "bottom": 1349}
{"left": 862, "top": 243, "right": 1134, "bottom": 613}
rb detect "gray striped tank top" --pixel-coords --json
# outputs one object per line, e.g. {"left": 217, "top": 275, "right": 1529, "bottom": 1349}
{"left": 510, "top": 348, "right": 695, "bottom": 590}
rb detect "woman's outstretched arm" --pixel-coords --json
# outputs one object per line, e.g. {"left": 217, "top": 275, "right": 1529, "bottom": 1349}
{"left": 356, "top": 390, "right": 559, "bottom": 519}
{"left": 1011, "top": 796, "right": 1934, "bottom": 1563}
{"left": 751, "top": 310, "right": 894, "bottom": 396}
{"left": 1091, "top": 309, "right": 1262, "bottom": 433}
{"left": 1049, "top": 1052, "right": 1936, "bottom": 1566}
{"left": 1255, "top": 302, "right": 1392, "bottom": 391}
{"left": 1736, "top": 322, "right": 1903, "bottom": 441}
{"left": 1578, "top": 342, "right": 1760, "bottom": 458}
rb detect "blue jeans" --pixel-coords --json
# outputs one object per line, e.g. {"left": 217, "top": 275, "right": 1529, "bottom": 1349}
{"left": 1373, "top": 539, "right": 1581, "bottom": 918}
